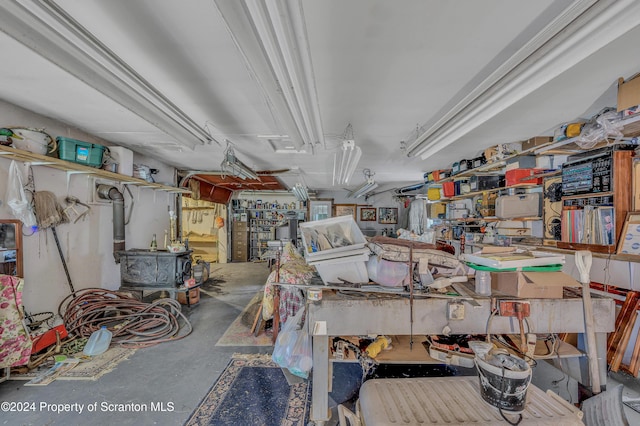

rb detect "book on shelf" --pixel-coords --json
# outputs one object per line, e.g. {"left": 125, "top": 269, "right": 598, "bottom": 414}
{"left": 561, "top": 206, "right": 614, "bottom": 245}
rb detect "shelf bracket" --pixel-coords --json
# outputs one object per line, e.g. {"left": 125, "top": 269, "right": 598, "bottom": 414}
{"left": 27, "top": 161, "right": 57, "bottom": 166}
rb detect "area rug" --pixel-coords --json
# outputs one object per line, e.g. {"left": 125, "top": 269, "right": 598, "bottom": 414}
{"left": 184, "top": 353, "right": 309, "bottom": 426}
{"left": 9, "top": 346, "right": 136, "bottom": 381}
{"left": 215, "top": 292, "right": 273, "bottom": 347}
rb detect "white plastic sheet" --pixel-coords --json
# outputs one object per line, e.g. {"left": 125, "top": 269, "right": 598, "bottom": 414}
{"left": 5, "top": 160, "right": 37, "bottom": 228}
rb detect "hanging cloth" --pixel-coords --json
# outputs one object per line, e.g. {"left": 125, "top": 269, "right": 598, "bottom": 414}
{"left": 408, "top": 198, "right": 426, "bottom": 234}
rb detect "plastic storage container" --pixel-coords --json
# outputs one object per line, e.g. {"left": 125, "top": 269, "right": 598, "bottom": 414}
{"left": 366, "top": 257, "right": 409, "bottom": 287}
{"left": 307, "top": 251, "right": 370, "bottom": 285}
{"left": 57, "top": 137, "right": 106, "bottom": 168}
{"left": 83, "top": 326, "right": 112, "bottom": 356}
{"left": 300, "top": 216, "right": 366, "bottom": 259}
{"left": 107, "top": 146, "right": 134, "bottom": 176}
{"left": 474, "top": 270, "right": 492, "bottom": 296}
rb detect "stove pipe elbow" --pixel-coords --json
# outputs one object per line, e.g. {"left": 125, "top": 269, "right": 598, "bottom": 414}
{"left": 96, "top": 184, "right": 125, "bottom": 262}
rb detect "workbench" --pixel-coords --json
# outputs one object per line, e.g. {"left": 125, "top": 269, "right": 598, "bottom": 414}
{"left": 305, "top": 288, "right": 615, "bottom": 424}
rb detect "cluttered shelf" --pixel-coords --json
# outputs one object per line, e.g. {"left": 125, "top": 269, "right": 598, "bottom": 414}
{"left": 0, "top": 145, "right": 189, "bottom": 193}
{"left": 439, "top": 217, "right": 542, "bottom": 224}
{"left": 330, "top": 333, "right": 583, "bottom": 366}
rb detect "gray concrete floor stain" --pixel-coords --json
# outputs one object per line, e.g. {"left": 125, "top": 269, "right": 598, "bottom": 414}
{"left": 0, "top": 262, "right": 274, "bottom": 426}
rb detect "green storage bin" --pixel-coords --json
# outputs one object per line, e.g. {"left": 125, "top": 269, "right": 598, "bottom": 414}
{"left": 56, "top": 137, "right": 105, "bottom": 168}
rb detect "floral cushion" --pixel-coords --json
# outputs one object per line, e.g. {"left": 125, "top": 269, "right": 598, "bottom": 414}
{"left": 0, "top": 274, "right": 32, "bottom": 368}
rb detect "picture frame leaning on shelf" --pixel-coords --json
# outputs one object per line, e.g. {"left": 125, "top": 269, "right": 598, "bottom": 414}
{"left": 617, "top": 211, "right": 640, "bottom": 255}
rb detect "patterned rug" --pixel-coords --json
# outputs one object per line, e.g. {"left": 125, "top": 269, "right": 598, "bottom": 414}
{"left": 215, "top": 292, "right": 273, "bottom": 347}
{"left": 184, "top": 353, "right": 309, "bottom": 426}
{"left": 9, "top": 346, "right": 136, "bottom": 381}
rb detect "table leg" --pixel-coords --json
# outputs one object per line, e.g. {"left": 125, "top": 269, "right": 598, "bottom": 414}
{"left": 311, "top": 322, "right": 330, "bottom": 423}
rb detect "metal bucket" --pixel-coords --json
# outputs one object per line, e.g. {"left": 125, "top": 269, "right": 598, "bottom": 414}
{"left": 475, "top": 353, "right": 532, "bottom": 412}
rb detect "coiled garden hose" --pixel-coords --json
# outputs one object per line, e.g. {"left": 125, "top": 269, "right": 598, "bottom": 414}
{"left": 59, "top": 288, "right": 193, "bottom": 349}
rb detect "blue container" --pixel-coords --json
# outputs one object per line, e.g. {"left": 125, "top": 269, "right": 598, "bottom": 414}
{"left": 56, "top": 137, "right": 105, "bottom": 168}
{"left": 83, "top": 326, "right": 112, "bottom": 356}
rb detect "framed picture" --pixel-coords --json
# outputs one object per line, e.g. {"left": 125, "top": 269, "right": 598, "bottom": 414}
{"left": 617, "top": 211, "right": 640, "bottom": 255}
{"left": 308, "top": 199, "right": 333, "bottom": 221}
{"left": 334, "top": 204, "right": 357, "bottom": 220}
{"left": 378, "top": 207, "right": 398, "bottom": 224}
{"left": 359, "top": 207, "right": 376, "bottom": 222}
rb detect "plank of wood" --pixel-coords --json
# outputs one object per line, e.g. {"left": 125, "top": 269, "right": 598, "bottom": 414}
{"left": 250, "top": 303, "right": 263, "bottom": 334}
{"left": 610, "top": 301, "right": 639, "bottom": 372}
{"left": 632, "top": 333, "right": 640, "bottom": 377}
{"left": 607, "top": 292, "right": 639, "bottom": 364}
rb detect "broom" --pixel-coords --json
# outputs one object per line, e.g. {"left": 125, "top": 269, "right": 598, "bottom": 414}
{"left": 33, "top": 191, "right": 76, "bottom": 297}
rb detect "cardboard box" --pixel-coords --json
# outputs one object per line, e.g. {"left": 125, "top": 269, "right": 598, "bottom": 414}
{"left": 490, "top": 271, "right": 579, "bottom": 298}
{"left": 521, "top": 137, "right": 552, "bottom": 151}
{"left": 505, "top": 156, "right": 537, "bottom": 171}
{"left": 618, "top": 75, "right": 640, "bottom": 112}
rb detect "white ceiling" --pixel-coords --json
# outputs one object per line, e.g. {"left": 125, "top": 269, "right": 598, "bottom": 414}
{"left": 1, "top": 0, "right": 639, "bottom": 193}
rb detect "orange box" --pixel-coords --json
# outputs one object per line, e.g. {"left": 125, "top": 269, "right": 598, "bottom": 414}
{"left": 432, "top": 169, "right": 451, "bottom": 182}
{"left": 177, "top": 288, "right": 200, "bottom": 305}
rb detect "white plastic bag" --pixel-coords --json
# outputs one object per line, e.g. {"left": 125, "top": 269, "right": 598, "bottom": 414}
{"left": 5, "top": 161, "right": 37, "bottom": 228}
{"left": 287, "top": 320, "right": 312, "bottom": 379}
{"left": 272, "top": 307, "right": 310, "bottom": 377}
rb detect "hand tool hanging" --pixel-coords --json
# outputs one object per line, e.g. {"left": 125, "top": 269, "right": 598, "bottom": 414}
{"left": 576, "top": 250, "right": 601, "bottom": 394}
{"left": 32, "top": 181, "right": 76, "bottom": 297}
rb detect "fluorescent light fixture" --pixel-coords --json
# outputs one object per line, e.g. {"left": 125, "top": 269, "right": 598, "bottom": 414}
{"left": 291, "top": 183, "right": 309, "bottom": 201}
{"left": 405, "top": 0, "right": 640, "bottom": 160}
{"left": 0, "top": 1, "right": 218, "bottom": 149}
{"left": 348, "top": 178, "right": 379, "bottom": 199}
{"left": 221, "top": 145, "right": 259, "bottom": 180}
{"left": 214, "top": 0, "right": 324, "bottom": 150}
{"left": 333, "top": 140, "right": 362, "bottom": 186}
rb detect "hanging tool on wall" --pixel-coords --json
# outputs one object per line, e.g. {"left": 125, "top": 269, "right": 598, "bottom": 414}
{"left": 62, "top": 196, "right": 91, "bottom": 223}
{"left": 33, "top": 190, "right": 75, "bottom": 297}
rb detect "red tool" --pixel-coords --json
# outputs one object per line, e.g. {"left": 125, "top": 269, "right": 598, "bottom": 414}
{"left": 31, "top": 324, "right": 68, "bottom": 354}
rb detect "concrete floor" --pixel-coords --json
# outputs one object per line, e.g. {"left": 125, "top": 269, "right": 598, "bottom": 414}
{"left": 0, "top": 262, "right": 272, "bottom": 426}
{"left": 2, "top": 261, "right": 640, "bottom": 425}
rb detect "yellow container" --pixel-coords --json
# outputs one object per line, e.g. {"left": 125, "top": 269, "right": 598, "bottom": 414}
{"left": 427, "top": 187, "right": 441, "bottom": 201}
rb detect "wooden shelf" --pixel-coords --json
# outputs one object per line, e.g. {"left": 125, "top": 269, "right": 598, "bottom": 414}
{"left": 447, "top": 183, "right": 541, "bottom": 201}
{"left": 187, "top": 235, "right": 217, "bottom": 243}
{"left": 441, "top": 217, "right": 541, "bottom": 223}
{"left": 0, "top": 145, "right": 189, "bottom": 193}
{"left": 183, "top": 206, "right": 218, "bottom": 210}
{"left": 332, "top": 335, "right": 440, "bottom": 364}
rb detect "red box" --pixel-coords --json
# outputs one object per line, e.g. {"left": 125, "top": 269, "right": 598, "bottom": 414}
{"left": 432, "top": 169, "right": 451, "bottom": 182}
{"left": 442, "top": 182, "right": 455, "bottom": 197}
{"left": 505, "top": 168, "right": 544, "bottom": 186}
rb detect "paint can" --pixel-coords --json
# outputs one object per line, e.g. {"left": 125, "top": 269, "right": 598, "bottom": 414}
{"left": 307, "top": 288, "right": 322, "bottom": 302}
{"left": 475, "top": 353, "right": 531, "bottom": 412}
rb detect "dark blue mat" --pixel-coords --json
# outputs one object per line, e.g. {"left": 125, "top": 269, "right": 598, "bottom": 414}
{"left": 185, "top": 354, "right": 309, "bottom": 426}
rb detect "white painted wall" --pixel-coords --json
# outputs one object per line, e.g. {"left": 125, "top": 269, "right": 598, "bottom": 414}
{"left": 0, "top": 100, "right": 178, "bottom": 315}
{"left": 317, "top": 189, "right": 407, "bottom": 237}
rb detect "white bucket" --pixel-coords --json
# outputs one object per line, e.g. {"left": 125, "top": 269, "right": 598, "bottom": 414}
{"left": 475, "top": 353, "right": 532, "bottom": 412}
{"left": 11, "top": 128, "right": 56, "bottom": 155}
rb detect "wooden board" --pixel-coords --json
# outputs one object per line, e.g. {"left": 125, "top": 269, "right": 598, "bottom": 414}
{"left": 607, "top": 292, "right": 640, "bottom": 371}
